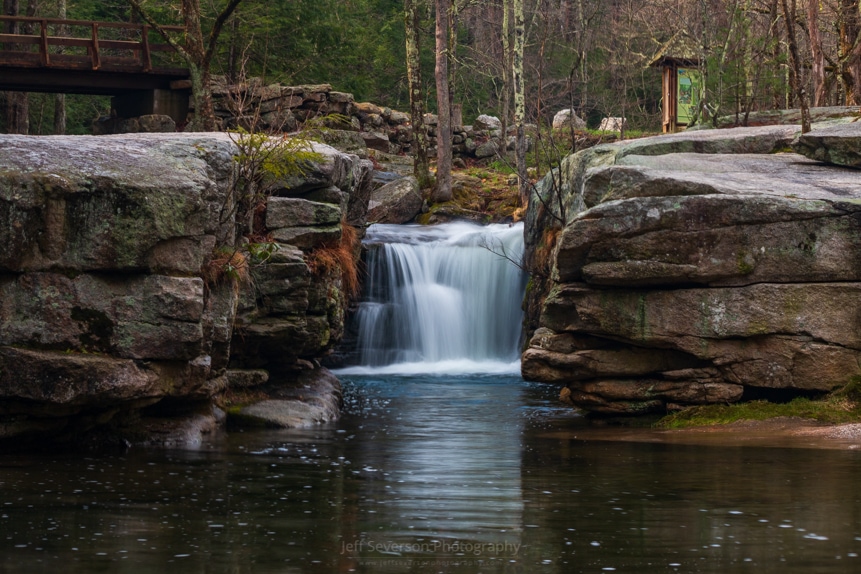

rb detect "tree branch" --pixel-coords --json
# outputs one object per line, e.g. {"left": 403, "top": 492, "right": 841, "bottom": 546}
{"left": 204, "top": 0, "right": 244, "bottom": 69}
{"left": 125, "top": 0, "right": 191, "bottom": 61}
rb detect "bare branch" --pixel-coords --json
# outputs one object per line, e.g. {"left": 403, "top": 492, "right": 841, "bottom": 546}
{"left": 203, "top": 0, "right": 244, "bottom": 69}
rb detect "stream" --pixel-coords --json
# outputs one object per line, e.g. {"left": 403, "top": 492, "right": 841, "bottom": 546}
{"left": 2, "top": 374, "right": 861, "bottom": 573}
{"left": 1, "top": 222, "right": 860, "bottom": 573}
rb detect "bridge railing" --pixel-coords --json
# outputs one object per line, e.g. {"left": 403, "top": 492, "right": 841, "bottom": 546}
{"left": 0, "top": 16, "right": 185, "bottom": 72}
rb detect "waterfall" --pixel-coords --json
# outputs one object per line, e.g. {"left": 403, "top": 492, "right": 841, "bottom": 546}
{"left": 338, "top": 222, "right": 527, "bottom": 375}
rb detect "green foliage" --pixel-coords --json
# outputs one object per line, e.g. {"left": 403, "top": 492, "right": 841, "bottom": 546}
{"left": 487, "top": 159, "right": 516, "bottom": 175}
{"left": 215, "top": 0, "right": 412, "bottom": 108}
{"left": 301, "top": 114, "right": 354, "bottom": 143}
{"left": 226, "top": 127, "right": 324, "bottom": 244}
{"left": 231, "top": 128, "right": 322, "bottom": 186}
{"left": 221, "top": 257, "right": 246, "bottom": 282}
{"left": 246, "top": 241, "right": 280, "bottom": 264}
{"left": 5, "top": 0, "right": 811, "bottom": 137}
{"left": 834, "top": 376, "right": 861, "bottom": 403}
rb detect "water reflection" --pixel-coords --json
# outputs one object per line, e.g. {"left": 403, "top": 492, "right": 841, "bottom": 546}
{"left": 0, "top": 375, "right": 860, "bottom": 573}
{"left": 520, "top": 435, "right": 861, "bottom": 572}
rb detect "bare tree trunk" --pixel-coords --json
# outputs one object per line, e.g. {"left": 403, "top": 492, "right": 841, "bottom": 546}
{"left": 838, "top": 0, "right": 861, "bottom": 105}
{"left": 448, "top": 0, "right": 458, "bottom": 125}
{"left": 853, "top": 1, "right": 861, "bottom": 106}
{"left": 179, "top": 0, "right": 215, "bottom": 131}
{"left": 769, "top": 0, "right": 783, "bottom": 109}
{"left": 54, "top": 0, "right": 67, "bottom": 134}
{"left": 807, "top": 0, "right": 827, "bottom": 106}
{"left": 432, "top": 0, "right": 452, "bottom": 203}
{"left": 405, "top": 0, "right": 431, "bottom": 188}
{"left": 500, "top": 0, "right": 512, "bottom": 143}
{"left": 739, "top": 0, "right": 754, "bottom": 121}
{"left": 3, "top": 0, "right": 28, "bottom": 134}
{"left": 4, "top": 93, "right": 27, "bottom": 134}
{"left": 705, "top": 0, "right": 741, "bottom": 127}
{"left": 575, "top": 0, "right": 589, "bottom": 113}
{"left": 513, "top": 0, "right": 527, "bottom": 207}
{"left": 781, "top": 0, "right": 811, "bottom": 132}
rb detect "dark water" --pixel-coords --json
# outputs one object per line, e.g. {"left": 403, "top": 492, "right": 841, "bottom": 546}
{"left": 2, "top": 374, "right": 861, "bottom": 573}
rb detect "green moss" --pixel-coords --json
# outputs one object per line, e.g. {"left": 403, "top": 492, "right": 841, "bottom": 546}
{"left": 524, "top": 275, "right": 535, "bottom": 295}
{"left": 655, "top": 380, "right": 861, "bottom": 429}
{"left": 745, "top": 319, "right": 770, "bottom": 336}
{"left": 834, "top": 376, "right": 861, "bottom": 402}
{"left": 736, "top": 251, "right": 755, "bottom": 275}
{"left": 80, "top": 187, "right": 194, "bottom": 269}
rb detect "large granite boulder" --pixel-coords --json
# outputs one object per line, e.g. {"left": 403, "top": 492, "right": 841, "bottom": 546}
{"left": 268, "top": 141, "right": 373, "bottom": 222}
{"left": 793, "top": 122, "right": 861, "bottom": 168}
{"left": 0, "top": 133, "right": 367, "bottom": 447}
{"left": 555, "top": 154, "right": 861, "bottom": 286}
{"left": 0, "top": 133, "right": 235, "bottom": 274}
{"left": 524, "top": 125, "right": 803, "bottom": 262}
{"left": 474, "top": 114, "right": 502, "bottom": 132}
{"left": 230, "top": 244, "right": 345, "bottom": 373}
{"left": 367, "top": 175, "right": 423, "bottom": 224}
{"left": 522, "top": 125, "right": 861, "bottom": 415}
{"left": 228, "top": 367, "right": 342, "bottom": 429}
{"left": 312, "top": 129, "right": 368, "bottom": 157}
{"left": 552, "top": 109, "right": 587, "bottom": 130}
{"left": 266, "top": 197, "right": 344, "bottom": 249}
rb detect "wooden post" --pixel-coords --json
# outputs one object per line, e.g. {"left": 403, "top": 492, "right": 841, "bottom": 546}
{"left": 90, "top": 22, "right": 100, "bottom": 70}
{"left": 660, "top": 64, "right": 680, "bottom": 133}
{"left": 39, "top": 18, "right": 49, "bottom": 66}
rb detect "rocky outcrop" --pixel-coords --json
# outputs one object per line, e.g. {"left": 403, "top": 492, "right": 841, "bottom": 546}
{"left": 692, "top": 105, "right": 859, "bottom": 129}
{"left": 793, "top": 122, "right": 861, "bottom": 168}
{"left": 227, "top": 367, "right": 341, "bottom": 429}
{"left": 170, "top": 80, "right": 516, "bottom": 162}
{"left": 0, "top": 133, "right": 372, "bottom": 447}
{"left": 522, "top": 124, "right": 861, "bottom": 415}
{"left": 552, "top": 109, "right": 587, "bottom": 131}
{"left": 367, "top": 176, "right": 423, "bottom": 224}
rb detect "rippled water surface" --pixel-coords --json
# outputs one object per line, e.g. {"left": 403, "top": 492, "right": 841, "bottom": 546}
{"left": 2, "top": 374, "right": 861, "bottom": 573}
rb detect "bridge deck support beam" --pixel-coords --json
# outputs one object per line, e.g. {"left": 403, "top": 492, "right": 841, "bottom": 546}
{"left": 111, "top": 89, "right": 189, "bottom": 124}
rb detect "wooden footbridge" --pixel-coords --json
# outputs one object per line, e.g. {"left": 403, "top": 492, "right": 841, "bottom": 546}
{"left": 0, "top": 15, "right": 191, "bottom": 120}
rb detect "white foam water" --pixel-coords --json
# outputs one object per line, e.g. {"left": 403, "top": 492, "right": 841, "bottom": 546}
{"left": 338, "top": 221, "right": 527, "bottom": 375}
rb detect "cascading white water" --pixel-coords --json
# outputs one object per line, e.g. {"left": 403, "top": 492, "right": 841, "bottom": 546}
{"left": 338, "top": 222, "right": 527, "bottom": 375}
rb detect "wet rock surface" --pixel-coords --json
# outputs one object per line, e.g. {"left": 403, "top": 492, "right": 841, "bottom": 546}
{"left": 228, "top": 367, "right": 342, "bottom": 429}
{"left": 523, "top": 124, "right": 861, "bottom": 415}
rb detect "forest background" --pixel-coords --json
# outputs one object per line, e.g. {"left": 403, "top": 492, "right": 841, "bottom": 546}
{"left": 2, "top": 0, "right": 861, "bottom": 138}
